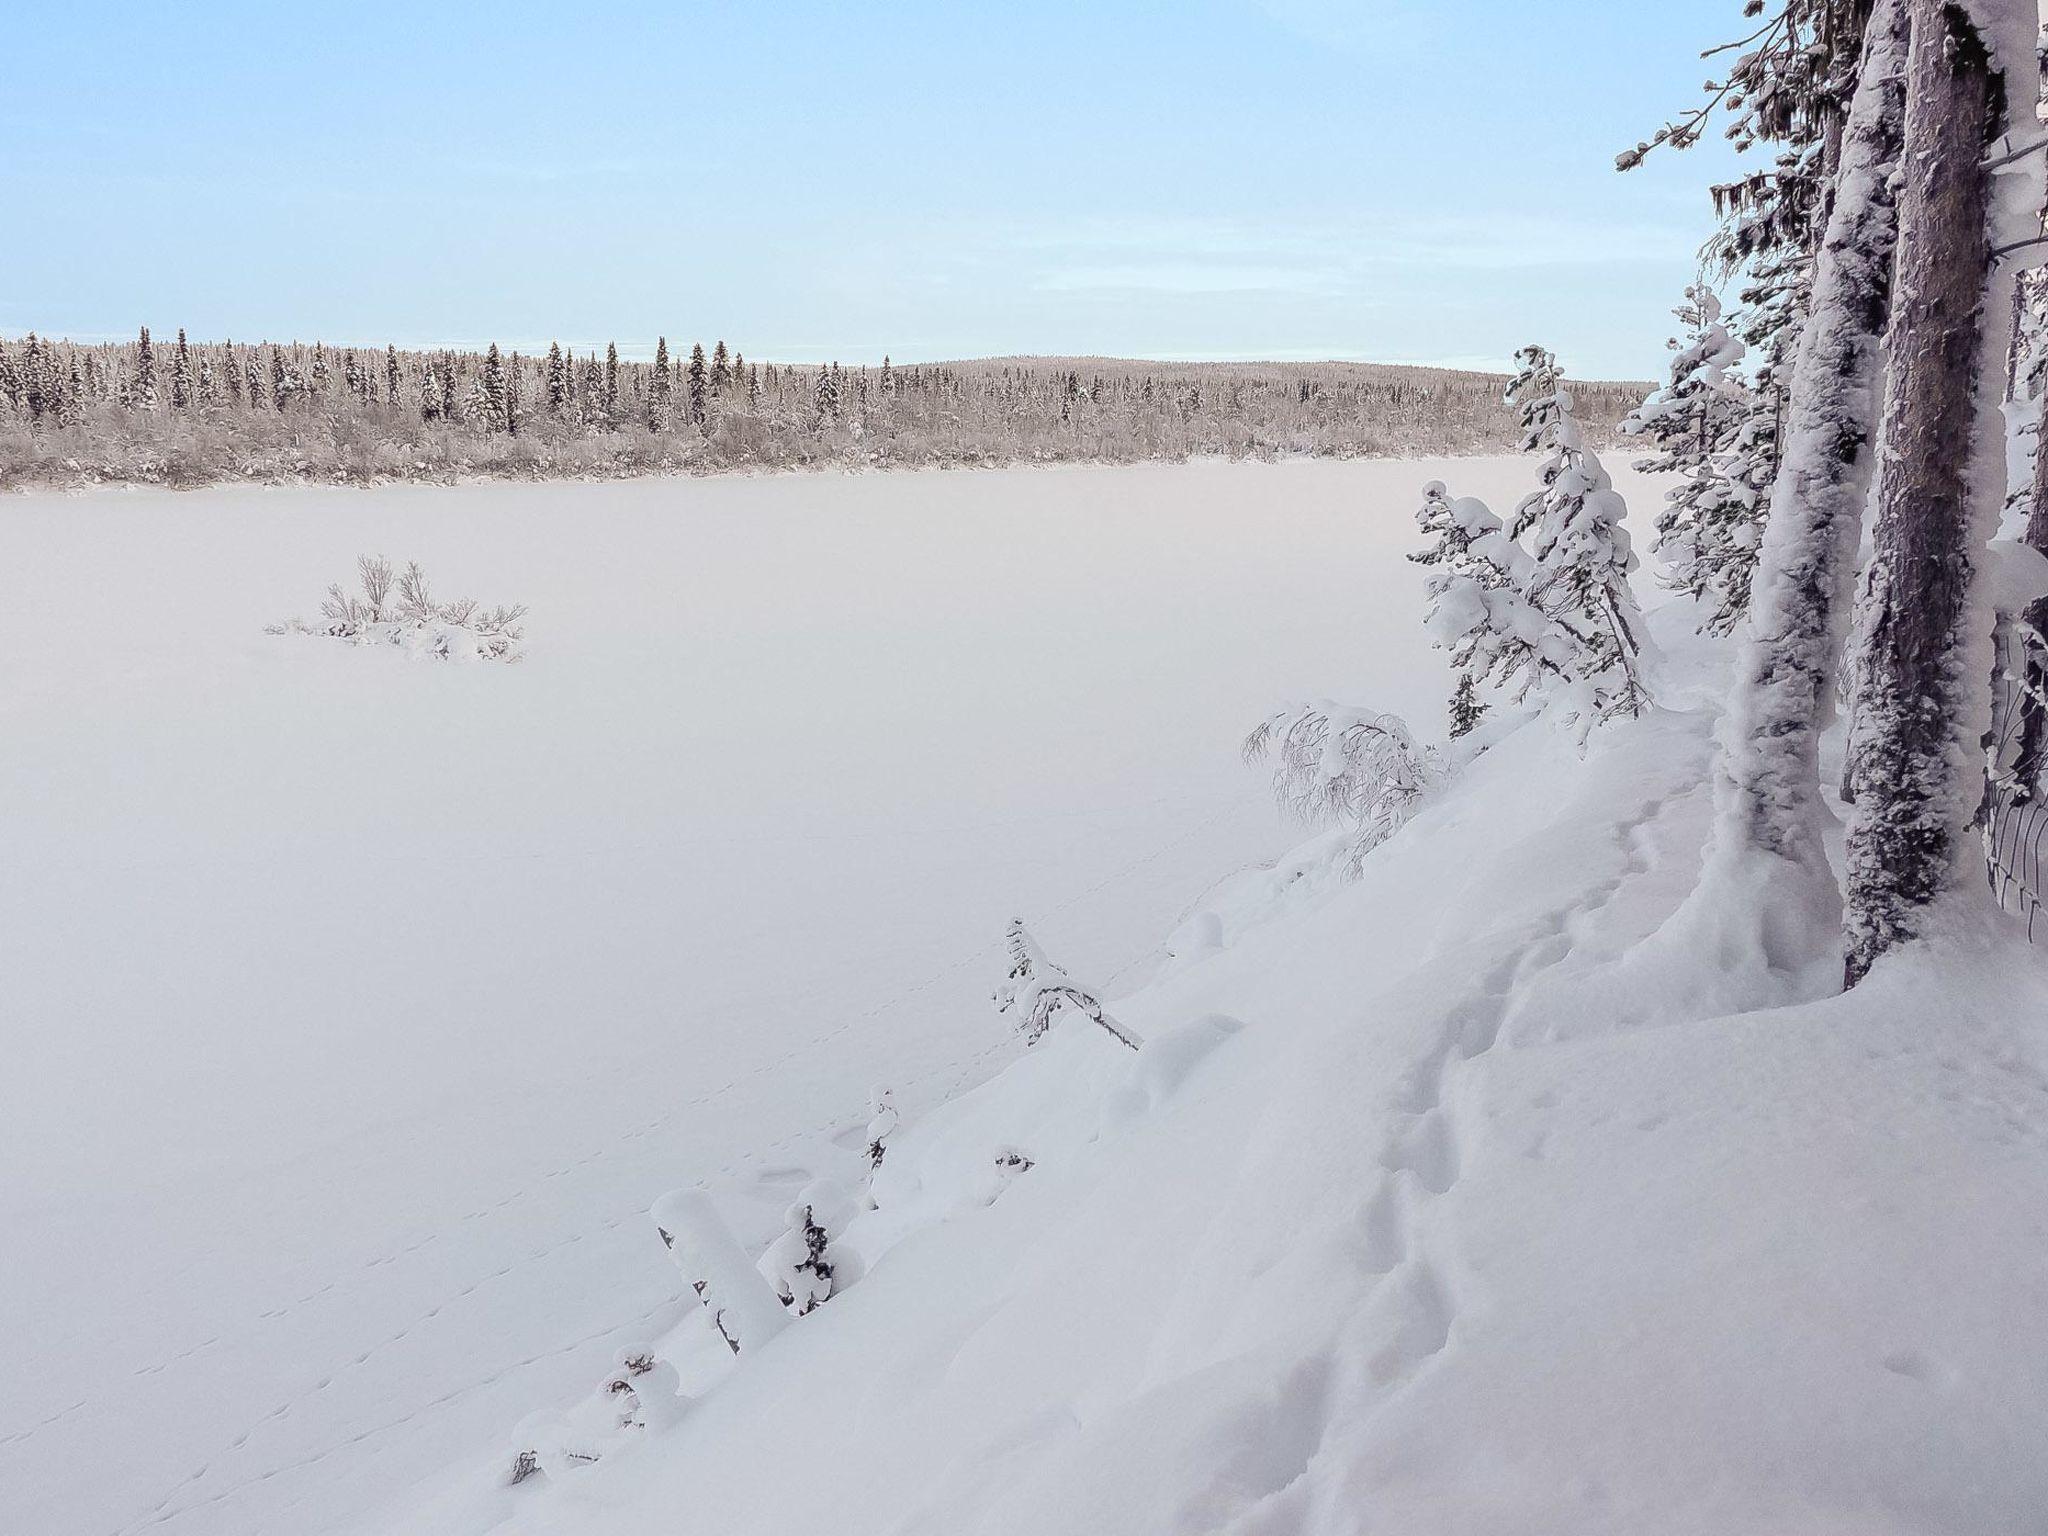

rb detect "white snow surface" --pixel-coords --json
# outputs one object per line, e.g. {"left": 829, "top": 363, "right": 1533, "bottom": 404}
{"left": 7, "top": 456, "right": 2044, "bottom": 1536}
{"left": 0, "top": 458, "right": 1504, "bottom": 1536}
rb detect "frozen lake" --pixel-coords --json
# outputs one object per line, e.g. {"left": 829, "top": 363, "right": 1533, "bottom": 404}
{"left": 0, "top": 455, "right": 1661, "bottom": 1536}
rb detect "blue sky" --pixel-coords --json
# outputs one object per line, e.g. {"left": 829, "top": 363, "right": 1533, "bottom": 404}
{"left": 2, "top": 1, "right": 1750, "bottom": 378}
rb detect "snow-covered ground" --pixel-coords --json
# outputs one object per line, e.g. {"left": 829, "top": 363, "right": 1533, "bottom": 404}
{"left": 11, "top": 454, "right": 2042, "bottom": 1536}
{"left": 2, "top": 457, "right": 1581, "bottom": 1536}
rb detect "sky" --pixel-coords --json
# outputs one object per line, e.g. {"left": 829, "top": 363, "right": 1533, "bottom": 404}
{"left": 1, "top": 1, "right": 1753, "bottom": 379}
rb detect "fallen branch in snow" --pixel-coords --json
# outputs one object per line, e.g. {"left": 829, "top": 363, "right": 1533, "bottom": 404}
{"left": 650, "top": 1190, "right": 791, "bottom": 1356}
{"left": 994, "top": 918, "right": 1141, "bottom": 1050}
{"left": 266, "top": 553, "right": 527, "bottom": 661}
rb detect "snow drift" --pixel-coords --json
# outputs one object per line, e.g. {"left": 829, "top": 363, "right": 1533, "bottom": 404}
{"left": 391, "top": 598, "right": 2048, "bottom": 1536}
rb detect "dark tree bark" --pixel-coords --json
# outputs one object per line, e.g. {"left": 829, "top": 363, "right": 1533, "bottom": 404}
{"left": 1843, "top": 0, "right": 2007, "bottom": 984}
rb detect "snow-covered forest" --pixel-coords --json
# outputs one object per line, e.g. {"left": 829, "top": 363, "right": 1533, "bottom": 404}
{"left": 0, "top": 337, "right": 1647, "bottom": 488}
{"left": 9, "top": 0, "right": 2048, "bottom": 1533}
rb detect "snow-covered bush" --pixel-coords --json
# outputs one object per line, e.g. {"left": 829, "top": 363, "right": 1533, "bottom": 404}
{"left": 1241, "top": 701, "right": 1444, "bottom": 868}
{"left": 864, "top": 1085, "right": 898, "bottom": 1172}
{"left": 758, "top": 1179, "right": 854, "bottom": 1316}
{"left": 1622, "top": 288, "right": 1770, "bottom": 634}
{"left": 994, "top": 919, "right": 1140, "bottom": 1050}
{"left": 507, "top": 1345, "right": 684, "bottom": 1487}
{"left": 267, "top": 554, "right": 527, "bottom": 661}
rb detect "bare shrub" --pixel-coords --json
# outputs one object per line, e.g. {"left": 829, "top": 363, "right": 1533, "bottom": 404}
{"left": 278, "top": 555, "right": 526, "bottom": 661}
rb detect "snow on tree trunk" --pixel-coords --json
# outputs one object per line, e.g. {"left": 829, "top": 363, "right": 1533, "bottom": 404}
{"left": 1843, "top": 0, "right": 2018, "bottom": 982}
{"left": 1687, "top": 0, "right": 1911, "bottom": 981}
{"left": 649, "top": 1190, "right": 790, "bottom": 1356}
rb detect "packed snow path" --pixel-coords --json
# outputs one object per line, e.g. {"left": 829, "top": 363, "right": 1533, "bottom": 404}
{"left": 3, "top": 458, "right": 1654, "bottom": 1536}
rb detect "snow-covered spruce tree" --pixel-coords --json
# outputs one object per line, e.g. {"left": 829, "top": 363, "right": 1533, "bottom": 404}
{"left": 133, "top": 325, "right": 159, "bottom": 410}
{"left": 1507, "top": 347, "right": 1652, "bottom": 725}
{"left": 1683, "top": 0, "right": 1911, "bottom": 968}
{"left": 993, "top": 919, "right": 1140, "bottom": 1050}
{"left": 418, "top": 358, "right": 441, "bottom": 422}
{"left": 687, "top": 342, "right": 707, "bottom": 426}
{"left": 544, "top": 342, "right": 566, "bottom": 415}
{"left": 1242, "top": 702, "right": 1445, "bottom": 867}
{"left": 604, "top": 342, "right": 620, "bottom": 428}
{"left": 1841, "top": 0, "right": 2031, "bottom": 983}
{"left": 60, "top": 355, "right": 84, "bottom": 427}
{"left": 648, "top": 336, "right": 672, "bottom": 430}
{"left": 710, "top": 339, "right": 730, "bottom": 394}
{"left": 385, "top": 343, "right": 400, "bottom": 405}
{"left": 650, "top": 1190, "right": 790, "bottom": 1356}
{"left": 1414, "top": 479, "right": 1633, "bottom": 740}
{"left": 1448, "top": 672, "right": 1487, "bottom": 738}
{"left": 170, "top": 328, "right": 193, "bottom": 409}
{"left": 1623, "top": 287, "right": 1767, "bottom": 633}
{"left": 480, "top": 343, "right": 509, "bottom": 434}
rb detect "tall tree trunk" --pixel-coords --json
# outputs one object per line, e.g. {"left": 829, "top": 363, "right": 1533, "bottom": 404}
{"left": 1842, "top": 0, "right": 2008, "bottom": 984}
{"left": 1688, "top": 0, "right": 1909, "bottom": 978}
{"left": 2014, "top": 330, "right": 2048, "bottom": 793}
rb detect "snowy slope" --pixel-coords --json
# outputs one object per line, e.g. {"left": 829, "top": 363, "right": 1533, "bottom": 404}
{"left": 2, "top": 457, "right": 1618, "bottom": 1536}
{"left": 393, "top": 611, "right": 2048, "bottom": 1535}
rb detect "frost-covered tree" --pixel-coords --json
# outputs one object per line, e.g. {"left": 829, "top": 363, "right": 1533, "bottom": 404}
{"left": 710, "top": 339, "right": 730, "bottom": 393}
{"left": 1687, "top": 0, "right": 1911, "bottom": 962}
{"left": 133, "top": 326, "right": 159, "bottom": 410}
{"left": 418, "top": 358, "right": 441, "bottom": 422}
{"left": 1623, "top": 287, "right": 1767, "bottom": 632}
{"left": 993, "top": 919, "right": 1140, "bottom": 1049}
{"left": 479, "top": 343, "right": 509, "bottom": 434}
{"left": 686, "top": 342, "right": 707, "bottom": 425}
{"left": 604, "top": 342, "right": 620, "bottom": 427}
{"left": 1243, "top": 702, "right": 1444, "bottom": 865}
{"left": 1417, "top": 355, "right": 1649, "bottom": 735}
{"left": 543, "top": 342, "right": 565, "bottom": 415}
{"left": 1841, "top": 0, "right": 2027, "bottom": 983}
{"left": 647, "top": 336, "right": 671, "bottom": 430}
{"left": 1413, "top": 478, "right": 1561, "bottom": 705}
{"left": 384, "top": 343, "right": 400, "bottom": 404}
{"left": 60, "top": 355, "right": 84, "bottom": 427}
{"left": 170, "top": 328, "right": 193, "bottom": 409}
{"left": 1448, "top": 672, "right": 1487, "bottom": 738}
{"left": 1507, "top": 347, "right": 1651, "bottom": 725}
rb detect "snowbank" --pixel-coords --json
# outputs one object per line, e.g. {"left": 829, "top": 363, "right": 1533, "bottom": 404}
{"left": 392, "top": 603, "right": 2048, "bottom": 1536}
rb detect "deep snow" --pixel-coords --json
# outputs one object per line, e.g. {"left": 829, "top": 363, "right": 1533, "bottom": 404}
{"left": 8, "top": 454, "right": 2041, "bottom": 1536}
{"left": 2, "top": 457, "right": 1604, "bottom": 1536}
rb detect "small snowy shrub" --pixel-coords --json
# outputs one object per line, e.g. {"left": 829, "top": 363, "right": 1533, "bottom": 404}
{"left": 864, "top": 1085, "right": 899, "bottom": 1172}
{"left": 994, "top": 919, "right": 1141, "bottom": 1050}
{"left": 507, "top": 1347, "right": 683, "bottom": 1486}
{"left": 758, "top": 1180, "right": 853, "bottom": 1316}
{"left": 1242, "top": 701, "right": 1444, "bottom": 868}
{"left": 268, "top": 553, "right": 527, "bottom": 661}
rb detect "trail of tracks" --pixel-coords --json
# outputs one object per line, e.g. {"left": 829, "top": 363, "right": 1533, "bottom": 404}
{"left": 82, "top": 788, "right": 1252, "bottom": 1536}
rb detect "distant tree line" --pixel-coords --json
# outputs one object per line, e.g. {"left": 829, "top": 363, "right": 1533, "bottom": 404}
{"left": 0, "top": 327, "right": 1646, "bottom": 489}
